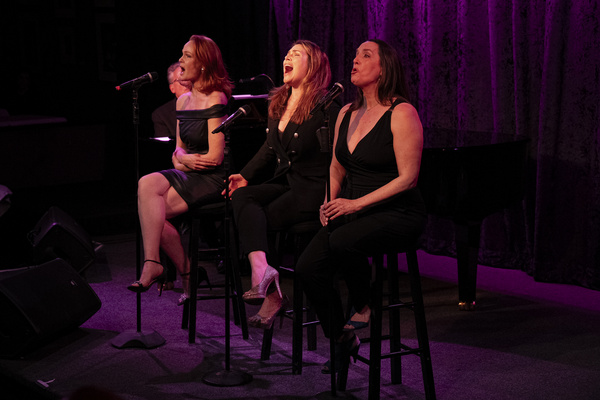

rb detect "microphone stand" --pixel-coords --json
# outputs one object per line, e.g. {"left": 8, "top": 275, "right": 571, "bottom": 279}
{"left": 320, "top": 107, "right": 338, "bottom": 396}
{"left": 315, "top": 104, "right": 352, "bottom": 398}
{"left": 111, "top": 85, "right": 166, "bottom": 349}
{"left": 202, "top": 122, "right": 252, "bottom": 386}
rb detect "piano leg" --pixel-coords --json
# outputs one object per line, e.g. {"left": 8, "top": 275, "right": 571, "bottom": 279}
{"left": 454, "top": 221, "right": 481, "bottom": 310}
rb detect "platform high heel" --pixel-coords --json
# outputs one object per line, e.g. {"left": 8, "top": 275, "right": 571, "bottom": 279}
{"left": 248, "top": 294, "right": 289, "bottom": 330}
{"left": 242, "top": 265, "right": 281, "bottom": 305}
{"left": 127, "top": 260, "right": 167, "bottom": 296}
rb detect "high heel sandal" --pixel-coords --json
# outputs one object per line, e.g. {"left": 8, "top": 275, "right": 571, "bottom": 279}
{"left": 177, "top": 265, "right": 212, "bottom": 306}
{"left": 248, "top": 294, "right": 289, "bottom": 330}
{"left": 321, "top": 333, "right": 361, "bottom": 374}
{"left": 343, "top": 306, "right": 370, "bottom": 332}
{"left": 242, "top": 265, "right": 281, "bottom": 305}
{"left": 177, "top": 272, "right": 191, "bottom": 306}
{"left": 127, "top": 260, "right": 167, "bottom": 296}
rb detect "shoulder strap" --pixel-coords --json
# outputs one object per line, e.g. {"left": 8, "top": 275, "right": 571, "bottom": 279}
{"left": 390, "top": 97, "right": 407, "bottom": 110}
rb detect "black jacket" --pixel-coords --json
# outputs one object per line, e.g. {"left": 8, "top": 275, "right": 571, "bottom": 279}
{"left": 240, "top": 105, "right": 340, "bottom": 212}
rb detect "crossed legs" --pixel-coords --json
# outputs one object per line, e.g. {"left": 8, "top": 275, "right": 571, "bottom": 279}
{"left": 132, "top": 172, "right": 190, "bottom": 296}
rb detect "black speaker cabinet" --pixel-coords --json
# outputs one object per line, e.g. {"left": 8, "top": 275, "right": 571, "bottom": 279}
{"left": 0, "top": 258, "right": 101, "bottom": 358}
{"left": 28, "top": 206, "right": 95, "bottom": 274}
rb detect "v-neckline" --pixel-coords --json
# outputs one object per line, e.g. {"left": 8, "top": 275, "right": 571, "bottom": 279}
{"left": 346, "top": 108, "right": 388, "bottom": 155}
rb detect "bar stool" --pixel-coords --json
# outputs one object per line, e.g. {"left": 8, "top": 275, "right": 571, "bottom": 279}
{"left": 181, "top": 201, "right": 249, "bottom": 343}
{"left": 336, "top": 248, "right": 436, "bottom": 400}
{"left": 260, "top": 219, "right": 322, "bottom": 374}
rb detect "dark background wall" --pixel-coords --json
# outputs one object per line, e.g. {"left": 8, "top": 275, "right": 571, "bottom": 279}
{"left": 1, "top": 0, "right": 599, "bottom": 291}
{"left": 0, "top": 1, "right": 271, "bottom": 267}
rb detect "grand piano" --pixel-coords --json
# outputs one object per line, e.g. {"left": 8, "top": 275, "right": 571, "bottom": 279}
{"left": 418, "top": 128, "right": 529, "bottom": 310}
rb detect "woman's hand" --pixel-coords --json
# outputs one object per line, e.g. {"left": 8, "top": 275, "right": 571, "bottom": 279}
{"left": 180, "top": 153, "right": 219, "bottom": 171}
{"left": 222, "top": 173, "right": 248, "bottom": 197}
{"left": 320, "top": 198, "right": 361, "bottom": 224}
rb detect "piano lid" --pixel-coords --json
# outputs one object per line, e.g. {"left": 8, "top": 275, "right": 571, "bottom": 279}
{"left": 423, "top": 127, "right": 528, "bottom": 150}
{"left": 419, "top": 127, "right": 529, "bottom": 220}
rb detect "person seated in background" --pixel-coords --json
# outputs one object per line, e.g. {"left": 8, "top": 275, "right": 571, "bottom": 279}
{"left": 225, "top": 40, "right": 339, "bottom": 329}
{"left": 152, "top": 62, "right": 192, "bottom": 139}
{"left": 128, "top": 35, "right": 233, "bottom": 307}
{"left": 296, "top": 39, "right": 427, "bottom": 374}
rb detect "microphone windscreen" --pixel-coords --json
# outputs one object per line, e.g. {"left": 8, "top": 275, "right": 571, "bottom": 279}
{"left": 240, "top": 104, "right": 251, "bottom": 115}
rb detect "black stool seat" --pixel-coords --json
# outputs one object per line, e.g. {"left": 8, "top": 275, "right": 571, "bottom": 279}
{"left": 336, "top": 249, "right": 436, "bottom": 400}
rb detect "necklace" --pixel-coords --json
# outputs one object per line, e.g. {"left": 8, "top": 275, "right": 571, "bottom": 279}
{"left": 363, "top": 103, "right": 380, "bottom": 112}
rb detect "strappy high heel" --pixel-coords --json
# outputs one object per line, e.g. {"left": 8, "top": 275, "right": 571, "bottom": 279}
{"left": 248, "top": 294, "right": 289, "bottom": 330}
{"left": 177, "top": 264, "right": 212, "bottom": 306}
{"left": 127, "top": 260, "right": 167, "bottom": 296}
{"left": 177, "top": 271, "right": 191, "bottom": 306}
{"left": 242, "top": 265, "right": 281, "bottom": 305}
{"left": 343, "top": 306, "right": 371, "bottom": 332}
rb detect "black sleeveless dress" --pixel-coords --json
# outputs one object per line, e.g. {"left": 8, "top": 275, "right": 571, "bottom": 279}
{"left": 335, "top": 99, "right": 426, "bottom": 217}
{"left": 159, "top": 104, "right": 227, "bottom": 207}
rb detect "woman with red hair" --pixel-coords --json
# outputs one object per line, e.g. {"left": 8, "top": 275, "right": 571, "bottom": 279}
{"left": 128, "top": 35, "right": 233, "bottom": 305}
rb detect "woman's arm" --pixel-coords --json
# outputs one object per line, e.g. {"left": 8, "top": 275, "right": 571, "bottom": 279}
{"left": 172, "top": 92, "right": 227, "bottom": 171}
{"left": 322, "top": 102, "right": 423, "bottom": 221}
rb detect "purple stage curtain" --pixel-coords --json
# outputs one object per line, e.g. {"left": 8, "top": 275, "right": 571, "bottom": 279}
{"left": 267, "top": 0, "right": 600, "bottom": 289}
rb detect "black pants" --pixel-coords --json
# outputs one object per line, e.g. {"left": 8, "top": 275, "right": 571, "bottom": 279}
{"left": 295, "top": 207, "right": 426, "bottom": 339}
{"left": 231, "top": 183, "right": 318, "bottom": 258}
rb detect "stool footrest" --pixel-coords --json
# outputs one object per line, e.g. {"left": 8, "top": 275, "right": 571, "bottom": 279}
{"left": 384, "top": 301, "right": 416, "bottom": 311}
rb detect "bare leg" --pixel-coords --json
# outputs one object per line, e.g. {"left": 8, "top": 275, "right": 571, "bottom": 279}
{"left": 160, "top": 219, "right": 190, "bottom": 297}
{"left": 134, "top": 173, "right": 188, "bottom": 288}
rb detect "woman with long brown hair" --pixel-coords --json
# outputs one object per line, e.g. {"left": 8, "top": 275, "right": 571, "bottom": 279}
{"left": 226, "top": 39, "right": 339, "bottom": 328}
{"left": 296, "top": 38, "right": 427, "bottom": 374}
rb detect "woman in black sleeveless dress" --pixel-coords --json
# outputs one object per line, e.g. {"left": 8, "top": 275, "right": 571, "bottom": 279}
{"left": 127, "top": 35, "right": 233, "bottom": 304}
{"left": 296, "top": 39, "right": 427, "bottom": 373}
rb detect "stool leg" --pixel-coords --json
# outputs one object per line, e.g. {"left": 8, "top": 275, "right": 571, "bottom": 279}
{"left": 181, "top": 301, "right": 189, "bottom": 329}
{"left": 228, "top": 226, "right": 249, "bottom": 340}
{"left": 368, "top": 254, "right": 384, "bottom": 400}
{"left": 406, "top": 250, "right": 436, "bottom": 400}
{"left": 261, "top": 325, "right": 274, "bottom": 360}
{"left": 188, "top": 218, "right": 200, "bottom": 344}
{"left": 388, "top": 253, "right": 402, "bottom": 384}
{"left": 306, "top": 301, "right": 317, "bottom": 351}
{"left": 292, "top": 274, "right": 304, "bottom": 374}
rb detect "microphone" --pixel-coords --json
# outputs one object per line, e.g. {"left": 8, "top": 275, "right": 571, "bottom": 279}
{"left": 239, "top": 73, "right": 275, "bottom": 87}
{"left": 239, "top": 75, "right": 261, "bottom": 84}
{"left": 212, "top": 105, "right": 251, "bottom": 133}
{"left": 115, "top": 72, "right": 159, "bottom": 91}
{"left": 310, "top": 82, "right": 344, "bottom": 114}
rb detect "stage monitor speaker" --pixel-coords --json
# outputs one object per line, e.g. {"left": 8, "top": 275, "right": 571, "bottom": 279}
{"left": 0, "top": 258, "right": 101, "bottom": 358}
{"left": 28, "top": 206, "right": 95, "bottom": 274}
